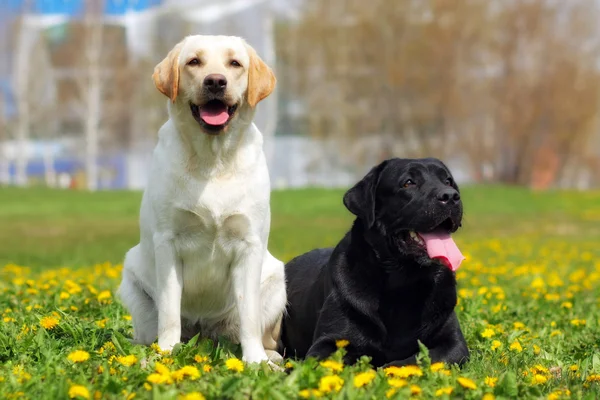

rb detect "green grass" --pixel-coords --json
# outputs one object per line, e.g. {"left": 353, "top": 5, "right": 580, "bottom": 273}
{"left": 1, "top": 186, "right": 600, "bottom": 399}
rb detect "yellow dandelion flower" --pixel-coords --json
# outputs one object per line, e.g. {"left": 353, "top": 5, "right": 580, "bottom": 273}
{"left": 513, "top": 322, "right": 525, "bottom": 330}
{"left": 533, "top": 344, "right": 541, "bottom": 355}
{"left": 410, "top": 385, "right": 422, "bottom": 395}
{"left": 68, "top": 350, "right": 90, "bottom": 363}
{"left": 531, "top": 374, "right": 548, "bottom": 384}
{"left": 353, "top": 370, "right": 376, "bottom": 388}
{"left": 430, "top": 362, "right": 445, "bottom": 372}
{"left": 3, "top": 317, "right": 15, "bottom": 323}
{"left": 318, "top": 375, "right": 344, "bottom": 393}
{"left": 388, "top": 378, "right": 408, "bottom": 388}
{"left": 284, "top": 361, "right": 293, "bottom": 369}
{"left": 586, "top": 374, "right": 600, "bottom": 382}
{"left": 202, "top": 364, "right": 212, "bottom": 373}
{"left": 146, "top": 373, "right": 172, "bottom": 385}
{"left": 143, "top": 383, "right": 152, "bottom": 391}
{"left": 97, "top": 291, "right": 112, "bottom": 303}
{"left": 116, "top": 355, "right": 138, "bottom": 367}
{"left": 561, "top": 302, "right": 573, "bottom": 309}
{"left": 40, "top": 316, "right": 59, "bottom": 330}
{"left": 194, "top": 355, "right": 209, "bottom": 363}
{"left": 481, "top": 328, "right": 495, "bottom": 338}
{"left": 491, "top": 340, "right": 502, "bottom": 351}
{"left": 95, "top": 318, "right": 108, "bottom": 328}
{"left": 482, "top": 394, "right": 495, "bottom": 400}
{"left": 569, "top": 365, "right": 579, "bottom": 372}
{"left": 570, "top": 319, "right": 586, "bottom": 327}
{"left": 154, "top": 362, "right": 170, "bottom": 376}
{"left": 435, "top": 387, "right": 453, "bottom": 396}
{"left": 320, "top": 360, "right": 343, "bottom": 373}
{"left": 179, "top": 393, "right": 206, "bottom": 400}
{"left": 123, "top": 315, "right": 132, "bottom": 321}
{"left": 484, "top": 376, "right": 498, "bottom": 387}
{"left": 171, "top": 365, "right": 200, "bottom": 382}
{"left": 68, "top": 385, "right": 90, "bottom": 399}
{"left": 509, "top": 341, "right": 523, "bottom": 352}
{"left": 386, "top": 388, "right": 397, "bottom": 398}
{"left": 59, "top": 292, "right": 70, "bottom": 300}
{"left": 550, "top": 330, "right": 562, "bottom": 337}
{"left": 457, "top": 377, "right": 477, "bottom": 390}
{"left": 384, "top": 365, "right": 423, "bottom": 378}
{"left": 530, "top": 365, "right": 549, "bottom": 375}
{"left": 225, "top": 358, "right": 244, "bottom": 372}
{"left": 299, "top": 389, "right": 322, "bottom": 398}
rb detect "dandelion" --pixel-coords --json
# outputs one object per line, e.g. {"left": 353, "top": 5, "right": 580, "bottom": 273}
{"left": 60, "top": 292, "right": 70, "bottom": 300}
{"left": 68, "top": 385, "right": 90, "bottom": 399}
{"left": 513, "top": 322, "right": 525, "bottom": 330}
{"left": 384, "top": 365, "right": 423, "bottom": 378}
{"left": 410, "top": 385, "right": 422, "bottom": 395}
{"left": 457, "top": 377, "right": 477, "bottom": 390}
{"left": 561, "top": 301, "right": 573, "bottom": 309}
{"left": 550, "top": 330, "right": 562, "bottom": 337}
{"left": 116, "top": 355, "right": 138, "bottom": 367}
{"left": 388, "top": 378, "right": 408, "bottom": 388}
{"left": 225, "top": 357, "right": 244, "bottom": 372}
{"left": 179, "top": 393, "right": 206, "bottom": 400}
{"left": 123, "top": 315, "right": 132, "bottom": 321}
{"left": 509, "top": 340, "right": 523, "bottom": 352}
{"left": 435, "top": 387, "right": 453, "bottom": 396}
{"left": 299, "top": 389, "right": 322, "bottom": 398}
{"left": 484, "top": 376, "right": 498, "bottom": 387}
{"left": 97, "top": 290, "right": 112, "bottom": 303}
{"left": 531, "top": 374, "right": 548, "bottom": 384}
{"left": 481, "top": 328, "right": 495, "bottom": 338}
{"left": 318, "top": 375, "right": 344, "bottom": 393}
{"left": 284, "top": 361, "right": 293, "bottom": 369}
{"left": 171, "top": 366, "right": 200, "bottom": 382}
{"left": 95, "top": 318, "right": 108, "bottom": 328}
{"left": 491, "top": 340, "right": 502, "bottom": 351}
{"left": 570, "top": 319, "right": 586, "bottom": 327}
{"left": 320, "top": 360, "right": 343, "bottom": 373}
{"left": 353, "top": 370, "right": 376, "bottom": 388}
{"left": 68, "top": 350, "right": 90, "bottom": 363}
{"left": 335, "top": 339, "right": 349, "bottom": 348}
{"left": 40, "top": 316, "right": 59, "bottom": 330}
{"left": 533, "top": 344, "right": 541, "bottom": 355}
{"left": 12, "top": 365, "right": 31, "bottom": 383}
{"left": 569, "top": 365, "right": 579, "bottom": 372}
{"left": 202, "top": 364, "right": 212, "bottom": 373}
{"left": 194, "top": 355, "right": 209, "bottom": 363}
{"left": 586, "top": 374, "right": 600, "bottom": 382}
{"left": 482, "top": 394, "right": 495, "bottom": 400}
{"left": 430, "top": 362, "right": 445, "bottom": 372}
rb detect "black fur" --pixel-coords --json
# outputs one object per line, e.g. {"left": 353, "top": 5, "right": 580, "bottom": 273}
{"left": 280, "top": 157, "right": 469, "bottom": 368}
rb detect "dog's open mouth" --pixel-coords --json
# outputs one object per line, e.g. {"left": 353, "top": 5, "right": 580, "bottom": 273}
{"left": 190, "top": 100, "right": 238, "bottom": 133}
{"left": 406, "top": 218, "right": 465, "bottom": 271}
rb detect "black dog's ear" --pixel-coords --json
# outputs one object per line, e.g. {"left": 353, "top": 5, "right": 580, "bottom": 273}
{"left": 343, "top": 160, "right": 389, "bottom": 228}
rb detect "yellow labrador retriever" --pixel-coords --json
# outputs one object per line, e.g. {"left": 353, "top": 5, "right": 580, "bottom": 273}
{"left": 118, "top": 35, "right": 286, "bottom": 366}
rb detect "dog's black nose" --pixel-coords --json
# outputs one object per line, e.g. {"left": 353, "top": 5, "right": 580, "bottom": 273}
{"left": 437, "top": 188, "right": 460, "bottom": 204}
{"left": 204, "top": 74, "right": 227, "bottom": 93}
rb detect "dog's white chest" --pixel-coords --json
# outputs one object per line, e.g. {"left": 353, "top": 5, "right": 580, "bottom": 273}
{"left": 172, "top": 177, "right": 257, "bottom": 319}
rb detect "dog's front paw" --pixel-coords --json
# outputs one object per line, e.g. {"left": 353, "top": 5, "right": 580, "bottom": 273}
{"left": 158, "top": 337, "right": 180, "bottom": 353}
{"left": 242, "top": 350, "right": 269, "bottom": 364}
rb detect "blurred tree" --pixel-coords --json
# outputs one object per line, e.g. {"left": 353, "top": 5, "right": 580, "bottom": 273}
{"left": 283, "top": 0, "right": 600, "bottom": 187}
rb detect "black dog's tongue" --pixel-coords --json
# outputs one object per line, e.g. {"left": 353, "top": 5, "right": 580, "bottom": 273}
{"left": 418, "top": 232, "right": 465, "bottom": 271}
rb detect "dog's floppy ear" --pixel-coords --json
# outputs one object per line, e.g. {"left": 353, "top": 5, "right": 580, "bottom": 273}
{"left": 343, "top": 160, "right": 389, "bottom": 228}
{"left": 245, "top": 43, "right": 276, "bottom": 107}
{"left": 153, "top": 39, "right": 185, "bottom": 103}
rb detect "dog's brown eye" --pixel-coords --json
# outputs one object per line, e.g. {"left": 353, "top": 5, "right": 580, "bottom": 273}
{"left": 403, "top": 179, "right": 416, "bottom": 188}
{"left": 445, "top": 178, "right": 454, "bottom": 186}
{"left": 187, "top": 58, "right": 200, "bottom": 66}
{"left": 230, "top": 60, "right": 241, "bottom": 67}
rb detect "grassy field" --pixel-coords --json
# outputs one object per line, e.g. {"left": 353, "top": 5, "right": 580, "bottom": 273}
{"left": 1, "top": 186, "right": 600, "bottom": 399}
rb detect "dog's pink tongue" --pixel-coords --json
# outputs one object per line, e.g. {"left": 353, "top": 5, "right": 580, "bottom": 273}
{"left": 418, "top": 232, "right": 465, "bottom": 271}
{"left": 200, "top": 104, "right": 229, "bottom": 125}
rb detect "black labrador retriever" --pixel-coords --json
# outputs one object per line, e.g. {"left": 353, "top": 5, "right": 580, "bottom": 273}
{"left": 279, "top": 157, "right": 469, "bottom": 368}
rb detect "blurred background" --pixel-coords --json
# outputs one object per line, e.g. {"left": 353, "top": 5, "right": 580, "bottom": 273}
{"left": 1, "top": 0, "right": 600, "bottom": 192}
